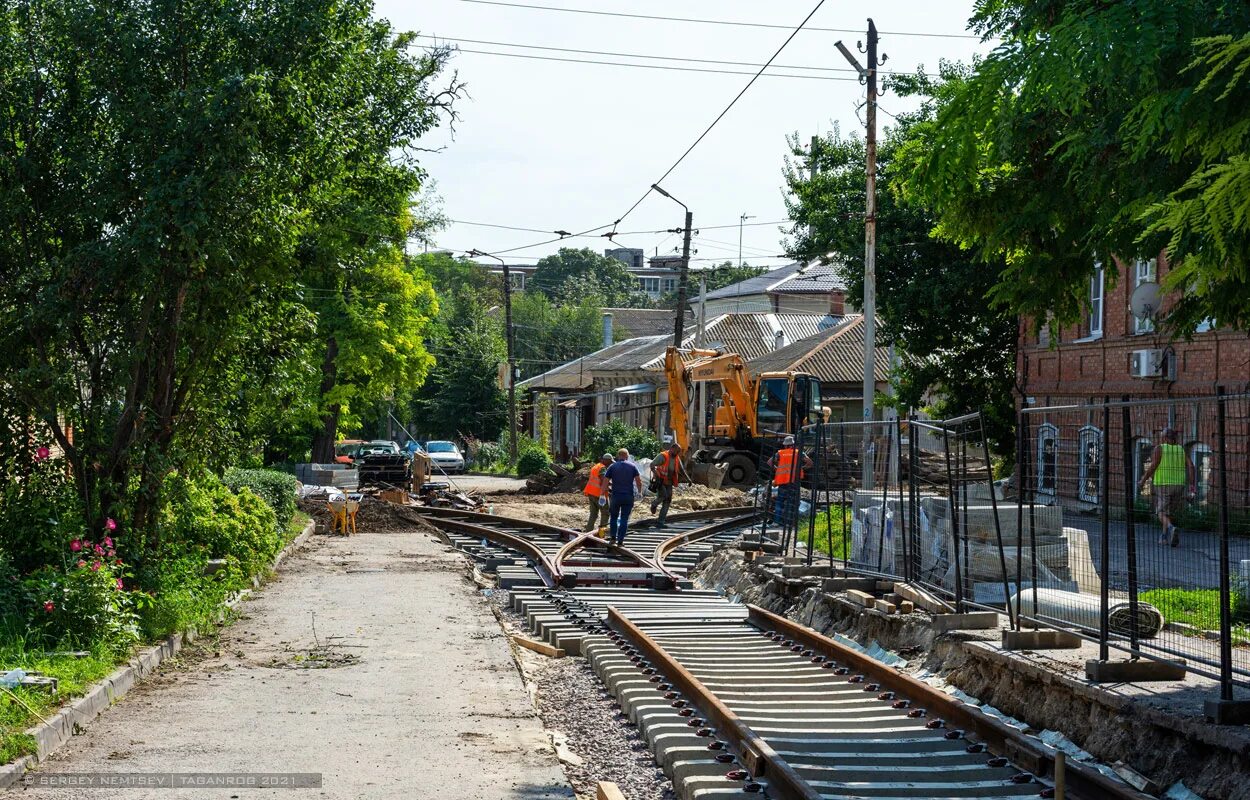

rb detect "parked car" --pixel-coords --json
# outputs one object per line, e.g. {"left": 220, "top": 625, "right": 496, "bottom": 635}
{"left": 424, "top": 440, "right": 465, "bottom": 473}
{"left": 334, "top": 439, "right": 366, "bottom": 465}
{"left": 359, "top": 440, "right": 401, "bottom": 456}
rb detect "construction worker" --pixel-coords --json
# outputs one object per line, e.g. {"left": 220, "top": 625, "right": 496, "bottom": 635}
{"left": 1139, "top": 427, "right": 1195, "bottom": 547}
{"left": 600, "top": 448, "right": 643, "bottom": 546}
{"left": 583, "top": 453, "right": 613, "bottom": 532}
{"left": 767, "top": 435, "right": 813, "bottom": 526}
{"left": 649, "top": 443, "right": 682, "bottom": 526}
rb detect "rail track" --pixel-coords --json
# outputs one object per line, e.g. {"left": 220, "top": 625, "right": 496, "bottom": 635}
{"left": 419, "top": 505, "right": 1150, "bottom": 800}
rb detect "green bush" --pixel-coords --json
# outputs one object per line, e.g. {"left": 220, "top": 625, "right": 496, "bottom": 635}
{"left": 516, "top": 448, "right": 551, "bottom": 477}
{"left": 582, "top": 420, "right": 661, "bottom": 462}
{"left": 158, "top": 472, "right": 282, "bottom": 578}
{"left": 223, "top": 468, "right": 297, "bottom": 530}
{"left": 21, "top": 562, "right": 138, "bottom": 655}
{"left": 0, "top": 458, "right": 84, "bottom": 574}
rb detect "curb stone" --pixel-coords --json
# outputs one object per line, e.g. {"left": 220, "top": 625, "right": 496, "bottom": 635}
{"left": 0, "top": 518, "right": 316, "bottom": 790}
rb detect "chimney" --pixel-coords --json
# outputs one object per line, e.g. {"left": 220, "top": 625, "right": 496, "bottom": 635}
{"left": 773, "top": 330, "right": 786, "bottom": 351}
{"left": 602, "top": 312, "right": 614, "bottom": 348}
{"left": 830, "top": 290, "right": 845, "bottom": 316}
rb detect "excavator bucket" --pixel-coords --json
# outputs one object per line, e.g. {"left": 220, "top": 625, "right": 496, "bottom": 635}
{"left": 686, "top": 461, "right": 728, "bottom": 489}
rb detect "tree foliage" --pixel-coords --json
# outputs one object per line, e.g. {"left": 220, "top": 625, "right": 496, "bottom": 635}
{"left": 896, "top": 2, "right": 1250, "bottom": 334}
{"left": 512, "top": 292, "right": 604, "bottom": 379}
{"left": 0, "top": 0, "right": 457, "bottom": 541}
{"left": 530, "top": 247, "right": 651, "bottom": 308}
{"left": 783, "top": 119, "right": 1017, "bottom": 453}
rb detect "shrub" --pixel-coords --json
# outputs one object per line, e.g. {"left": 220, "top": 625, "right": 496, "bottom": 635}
{"left": 158, "top": 472, "right": 282, "bottom": 579}
{"left": 223, "top": 468, "right": 297, "bottom": 530}
{"left": 582, "top": 420, "right": 661, "bottom": 462}
{"left": 516, "top": 448, "right": 551, "bottom": 477}
{"left": 22, "top": 561, "right": 138, "bottom": 655}
{"left": 0, "top": 456, "right": 84, "bottom": 574}
{"left": 473, "top": 440, "right": 507, "bottom": 470}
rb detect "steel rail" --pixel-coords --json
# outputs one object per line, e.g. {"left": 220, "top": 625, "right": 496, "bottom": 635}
{"left": 415, "top": 504, "right": 580, "bottom": 539}
{"left": 629, "top": 504, "right": 758, "bottom": 528}
{"left": 746, "top": 605, "right": 1155, "bottom": 800}
{"left": 419, "top": 513, "right": 564, "bottom": 587}
{"left": 553, "top": 533, "right": 660, "bottom": 576}
{"left": 652, "top": 511, "right": 761, "bottom": 571}
{"left": 605, "top": 607, "right": 822, "bottom": 800}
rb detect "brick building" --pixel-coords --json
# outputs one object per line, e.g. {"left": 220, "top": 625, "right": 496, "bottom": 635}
{"left": 1017, "top": 254, "right": 1249, "bottom": 510}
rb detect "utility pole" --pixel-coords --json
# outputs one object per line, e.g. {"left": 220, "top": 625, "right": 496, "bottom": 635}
{"left": 837, "top": 19, "right": 880, "bottom": 488}
{"left": 470, "top": 250, "right": 518, "bottom": 460}
{"left": 737, "top": 213, "right": 755, "bottom": 267}
{"left": 652, "top": 184, "right": 692, "bottom": 348}
{"left": 695, "top": 270, "right": 708, "bottom": 449}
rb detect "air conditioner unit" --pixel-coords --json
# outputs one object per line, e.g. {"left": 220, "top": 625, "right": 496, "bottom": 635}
{"left": 1129, "top": 348, "right": 1165, "bottom": 379}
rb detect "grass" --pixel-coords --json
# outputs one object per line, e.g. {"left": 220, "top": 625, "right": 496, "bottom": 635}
{"left": 0, "top": 510, "right": 313, "bottom": 766}
{"left": 1141, "top": 587, "right": 1250, "bottom": 640}
{"left": 0, "top": 637, "right": 120, "bottom": 763}
{"left": 794, "top": 505, "right": 852, "bottom": 560}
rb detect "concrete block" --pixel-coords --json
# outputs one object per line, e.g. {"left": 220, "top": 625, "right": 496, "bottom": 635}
{"left": 597, "top": 782, "right": 627, "bottom": 800}
{"left": 874, "top": 599, "right": 896, "bottom": 615}
{"left": 898, "top": 600, "right": 914, "bottom": 614}
{"left": 822, "top": 577, "right": 878, "bottom": 594}
{"left": 1204, "top": 698, "right": 1250, "bottom": 725}
{"left": 846, "top": 589, "right": 876, "bottom": 607}
{"left": 1002, "top": 629, "right": 1082, "bottom": 650}
{"left": 781, "top": 564, "right": 828, "bottom": 579}
{"left": 930, "top": 611, "right": 1001, "bottom": 633}
{"left": 1084, "top": 658, "right": 1187, "bottom": 683}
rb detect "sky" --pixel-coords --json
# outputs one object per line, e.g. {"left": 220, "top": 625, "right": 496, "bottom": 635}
{"left": 378, "top": 0, "right": 994, "bottom": 270}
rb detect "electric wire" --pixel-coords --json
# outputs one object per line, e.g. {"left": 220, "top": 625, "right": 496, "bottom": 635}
{"left": 458, "top": 1, "right": 982, "bottom": 40}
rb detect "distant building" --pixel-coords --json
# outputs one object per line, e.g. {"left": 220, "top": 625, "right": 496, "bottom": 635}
{"left": 479, "top": 251, "right": 686, "bottom": 300}
{"left": 604, "top": 247, "right": 645, "bottom": 270}
{"left": 692, "top": 260, "right": 850, "bottom": 316}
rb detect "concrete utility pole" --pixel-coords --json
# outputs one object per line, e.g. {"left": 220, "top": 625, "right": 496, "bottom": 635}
{"left": 470, "top": 250, "right": 518, "bottom": 460}
{"left": 652, "top": 184, "right": 692, "bottom": 348}
{"left": 837, "top": 20, "right": 880, "bottom": 488}
{"left": 737, "top": 213, "right": 755, "bottom": 267}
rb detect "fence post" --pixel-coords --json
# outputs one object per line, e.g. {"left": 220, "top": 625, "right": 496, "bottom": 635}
{"left": 1216, "top": 389, "right": 1234, "bottom": 703}
{"left": 943, "top": 422, "right": 963, "bottom": 611}
{"left": 980, "top": 413, "right": 1015, "bottom": 628}
{"left": 897, "top": 416, "right": 909, "bottom": 581}
{"left": 806, "top": 422, "right": 819, "bottom": 566}
{"left": 877, "top": 422, "right": 893, "bottom": 574}
{"left": 908, "top": 415, "right": 919, "bottom": 583}
{"left": 1016, "top": 411, "right": 1028, "bottom": 626}
{"left": 1121, "top": 397, "right": 1140, "bottom": 654}
{"left": 841, "top": 423, "right": 850, "bottom": 572}
{"left": 1099, "top": 398, "right": 1111, "bottom": 662}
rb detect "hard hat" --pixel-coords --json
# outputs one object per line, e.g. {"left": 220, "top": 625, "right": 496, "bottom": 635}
{"left": 783, "top": 435, "right": 795, "bottom": 446}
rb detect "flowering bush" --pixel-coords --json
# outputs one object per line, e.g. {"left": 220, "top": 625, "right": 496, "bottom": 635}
{"left": 21, "top": 558, "right": 138, "bottom": 654}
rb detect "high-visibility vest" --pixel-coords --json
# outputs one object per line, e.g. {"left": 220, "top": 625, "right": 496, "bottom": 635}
{"left": 585, "top": 463, "right": 607, "bottom": 497}
{"left": 773, "top": 447, "right": 804, "bottom": 486}
{"left": 653, "top": 452, "right": 680, "bottom": 486}
{"left": 1153, "top": 444, "right": 1187, "bottom": 486}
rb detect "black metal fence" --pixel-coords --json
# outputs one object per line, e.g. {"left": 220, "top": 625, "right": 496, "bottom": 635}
{"left": 779, "top": 395, "right": 1250, "bottom": 707}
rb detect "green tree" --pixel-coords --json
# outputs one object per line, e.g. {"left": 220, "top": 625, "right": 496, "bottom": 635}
{"left": 703, "top": 262, "right": 769, "bottom": 293}
{"left": 896, "top": 3, "right": 1250, "bottom": 334}
{"left": 784, "top": 121, "right": 1017, "bottom": 453}
{"left": 412, "top": 251, "right": 502, "bottom": 306}
{"left": 511, "top": 292, "right": 603, "bottom": 379}
{"left": 411, "top": 294, "right": 508, "bottom": 441}
{"left": 530, "top": 247, "right": 651, "bottom": 307}
{"left": 0, "top": 0, "right": 457, "bottom": 541}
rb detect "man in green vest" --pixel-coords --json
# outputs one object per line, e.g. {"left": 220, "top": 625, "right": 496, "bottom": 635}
{"left": 1138, "top": 427, "right": 1196, "bottom": 547}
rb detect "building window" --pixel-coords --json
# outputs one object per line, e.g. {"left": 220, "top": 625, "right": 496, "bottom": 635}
{"left": 1133, "top": 438, "right": 1153, "bottom": 501}
{"left": 1037, "top": 423, "right": 1058, "bottom": 496}
{"left": 1087, "top": 264, "right": 1104, "bottom": 337}
{"left": 1077, "top": 426, "right": 1102, "bottom": 503}
{"left": 662, "top": 278, "right": 676, "bottom": 293}
{"left": 639, "top": 277, "right": 661, "bottom": 295}
{"left": 1190, "top": 443, "right": 1213, "bottom": 504}
{"left": 1134, "top": 259, "right": 1156, "bottom": 334}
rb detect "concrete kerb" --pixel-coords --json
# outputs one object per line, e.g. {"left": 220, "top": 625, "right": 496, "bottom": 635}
{"left": 0, "top": 517, "right": 317, "bottom": 791}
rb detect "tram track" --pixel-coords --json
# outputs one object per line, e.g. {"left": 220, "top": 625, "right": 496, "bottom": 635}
{"left": 419, "top": 505, "right": 1151, "bottom": 800}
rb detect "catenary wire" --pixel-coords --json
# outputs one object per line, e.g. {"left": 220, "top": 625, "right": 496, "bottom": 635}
{"left": 458, "top": 1, "right": 982, "bottom": 40}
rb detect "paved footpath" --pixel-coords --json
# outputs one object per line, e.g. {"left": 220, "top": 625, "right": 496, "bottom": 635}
{"left": 7, "top": 530, "right": 574, "bottom": 800}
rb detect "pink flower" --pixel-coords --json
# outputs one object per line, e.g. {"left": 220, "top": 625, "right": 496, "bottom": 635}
{"left": 114, "top": 558, "right": 123, "bottom": 566}
{"left": 93, "top": 544, "right": 104, "bottom": 556}
{"left": 90, "top": 561, "right": 101, "bottom": 572}
{"left": 104, "top": 518, "right": 117, "bottom": 532}
{"left": 106, "top": 549, "right": 115, "bottom": 558}
{"left": 76, "top": 559, "right": 86, "bottom": 568}
{"left": 103, "top": 536, "right": 113, "bottom": 549}
{"left": 115, "top": 578, "right": 124, "bottom": 590}
{"left": 69, "top": 539, "right": 82, "bottom": 552}
{"left": 43, "top": 600, "right": 54, "bottom": 612}
{"left": 35, "top": 447, "right": 50, "bottom": 462}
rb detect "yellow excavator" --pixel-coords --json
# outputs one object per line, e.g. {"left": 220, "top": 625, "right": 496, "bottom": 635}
{"left": 664, "top": 346, "right": 825, "bottom": 487}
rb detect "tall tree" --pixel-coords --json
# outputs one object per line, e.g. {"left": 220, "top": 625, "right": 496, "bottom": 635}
{"left": 411, "top": 294, "right": 508, "bottom": 441}
{"left": 530, "top": 247, "right": 651, "bottom": 308}
{"left": 0, "top": 0, "right": 457, "bottom": 541}
{"left": 896, "top": 2, "right": 1250, "bottom": 333}
{"left": 784, "top": 120, "right": 1017, "bottom": 453}
{"left": 511, "top": 292, "right": 603, "bottom": 379}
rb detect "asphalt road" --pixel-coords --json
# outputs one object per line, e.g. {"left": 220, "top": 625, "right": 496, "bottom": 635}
{"left": 12, "top": 531, "right": 573, "bottom": 799}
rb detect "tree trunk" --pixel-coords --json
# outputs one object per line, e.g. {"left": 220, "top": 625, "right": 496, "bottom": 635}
{"left": 310, "top": 335, "right": 340, "bottom": 463}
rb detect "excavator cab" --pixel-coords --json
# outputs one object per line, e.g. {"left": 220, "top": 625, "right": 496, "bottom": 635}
{"left": 755, "top": 373, "right": 824, "bottom": 440}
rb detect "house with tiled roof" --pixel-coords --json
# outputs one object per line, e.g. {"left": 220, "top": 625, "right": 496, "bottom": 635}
{"left": 692, "top": 260, "right": 850, "bottom": 316}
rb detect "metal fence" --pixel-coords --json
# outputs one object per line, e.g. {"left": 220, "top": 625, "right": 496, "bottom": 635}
{"left": 1018, "top": 393, "right": 1250, "bottom": 697}
{"left": 773, "top": 396, "right": 1250, "bottom": 706}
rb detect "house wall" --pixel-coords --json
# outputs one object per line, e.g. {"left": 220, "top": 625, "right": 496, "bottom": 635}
{"left": 771, "top": 293, "right": 835, "bottom": 315}
{"left": 703, "top": 296, "right": 772, "bottom": 316}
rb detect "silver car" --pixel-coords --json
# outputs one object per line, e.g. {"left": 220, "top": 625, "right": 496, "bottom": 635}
{"left": 424, "top": 440, "right": 465, "bottom": 473}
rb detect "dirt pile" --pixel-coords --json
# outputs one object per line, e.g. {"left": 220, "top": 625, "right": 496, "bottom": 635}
{"left": 296, "top": 496, "right": 440, "bottom": 533}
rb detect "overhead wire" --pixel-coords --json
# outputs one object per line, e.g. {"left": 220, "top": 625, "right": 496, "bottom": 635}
{"left": 458, "top": 1, "right": 983, "bottom": 40}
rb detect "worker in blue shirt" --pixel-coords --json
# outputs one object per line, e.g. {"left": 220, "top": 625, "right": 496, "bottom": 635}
{"left": 599, "top": 448, "right": 643, "bottom": 546}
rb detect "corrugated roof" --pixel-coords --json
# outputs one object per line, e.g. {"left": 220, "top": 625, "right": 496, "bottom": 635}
{"left": 747, "top": 315, "right": 890, "bottom": 385}
{"left": 697, "top": 260, "right": 846, "bottom": 302}
{"left": 604, "top": 307, "right": 693, "bottom": 339}
{"left": 640, "top": 313, "right": 845, "bottom": 370}
{"left": 518, "top": 335, "right": 668, "bottom": 391}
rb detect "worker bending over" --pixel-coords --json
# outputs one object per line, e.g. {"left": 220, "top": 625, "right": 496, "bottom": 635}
{"left": 583, "top": 452, "right": 613, "bottom": 532}
{"left": 767, "top": 435, "right": 813, "bottom": 526}
{"left": 649, "top": 442, "right": 682, "bottom": 526}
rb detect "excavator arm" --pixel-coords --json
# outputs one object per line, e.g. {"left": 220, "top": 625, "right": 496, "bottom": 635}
{"left": 663, "top": 347, "right": 758, "bottom": 449}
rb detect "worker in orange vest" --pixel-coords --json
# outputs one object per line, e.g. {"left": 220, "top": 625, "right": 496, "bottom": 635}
{"left": 583, "top": 453, "right": 614, "bottom": 532}
{"left": 649, "top": 442, "right": 683, "bottom": 526}
{"left": 767, "top": 435, "right": 813, "bottom": 526}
